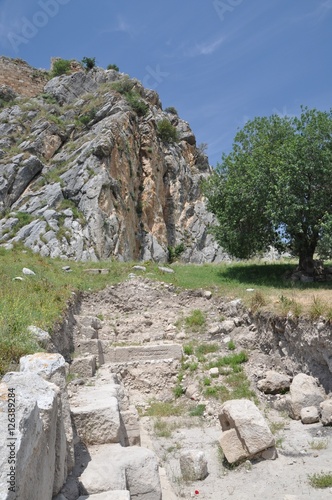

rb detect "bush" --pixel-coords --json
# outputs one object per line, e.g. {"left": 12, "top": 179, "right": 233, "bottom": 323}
{"left": 111, "top": 76, "right": 135, "bottom": 94}
{"left": 165, "top": 106, "right": 178, "bottom": 115}
{"left": 157, "top": 119, "right": 178, "bottom": 143}
{"left": 107, "top": 64, "right": 119, "bottom": 71}
{"left": 125, "top": 92, "right": 148, "bottom": 117}
{"left": 51, "top": 59, "right": 71, "bottom": 77}
{"left": 81, "top": 57, "right": 96, "bottom": 70}
{"left": 75, "top": 108, "right": 97, "bottom": 128}
{"left": 168, "top": 243, "right": 185, "bottom": 263}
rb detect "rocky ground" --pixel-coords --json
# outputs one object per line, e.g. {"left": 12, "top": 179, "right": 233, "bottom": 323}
{"left": 66, "top": 273, "right": 332, "bottom": 500}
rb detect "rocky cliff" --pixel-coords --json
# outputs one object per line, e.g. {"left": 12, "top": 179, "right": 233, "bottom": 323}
{"left": 0, "top": 59, "right": 228, "bottom": 263}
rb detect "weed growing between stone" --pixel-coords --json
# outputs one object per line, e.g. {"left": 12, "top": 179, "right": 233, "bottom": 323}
{"left": 308, "top": 472, "right": 332, "bottom": 488}
{"left": 309, "top": 439, "right": 328, "bottom": 450}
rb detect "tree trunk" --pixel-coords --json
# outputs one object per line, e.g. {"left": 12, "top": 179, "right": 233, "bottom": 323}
{"left": 298, "top": 246, "right": 316, "bottom": 275}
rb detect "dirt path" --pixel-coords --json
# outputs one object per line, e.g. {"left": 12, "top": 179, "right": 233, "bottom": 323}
{"left": 71, "top": 275, "right": 332, "bottom": 500}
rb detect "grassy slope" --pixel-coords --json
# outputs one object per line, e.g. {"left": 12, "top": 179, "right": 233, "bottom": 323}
{"left": 1, "top": 246, "right": 332, "bottom": 375}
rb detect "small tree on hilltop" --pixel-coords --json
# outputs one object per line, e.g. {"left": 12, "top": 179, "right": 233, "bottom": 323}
{"left": 203, "top": 106, "right": 332, "bottom": 275}
{"left": 81, "top": 57, "right": 96, "bottom": 70}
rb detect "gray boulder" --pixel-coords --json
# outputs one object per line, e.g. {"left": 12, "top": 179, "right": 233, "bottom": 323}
{"left": 287, "top": 373, "right": 326, "bottom": 420}
{"left": 257, "top": 370, "right": 291, "bottom": 395}
{"left": 320, "top": 399, "right": 332, "bottom": 426}
{"left": 219, "top": 399, "right": 276, "bottom": 463}
{"left": 179, "top": 449, "right": 208, "bottom": 481}
{"left": 300, "top": 406, "right": 320, "bottom": 424}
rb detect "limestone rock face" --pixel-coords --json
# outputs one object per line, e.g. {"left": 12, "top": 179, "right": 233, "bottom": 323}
{"left": 218, "top": 399, "right": 276, "bottom": 463}
{"left": 0, "top": 58, "right": 228, "bottom": 263}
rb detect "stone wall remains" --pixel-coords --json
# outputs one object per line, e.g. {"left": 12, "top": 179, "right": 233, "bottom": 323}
{"left": 0, "top": 56, "right": 48, "bottom": 97}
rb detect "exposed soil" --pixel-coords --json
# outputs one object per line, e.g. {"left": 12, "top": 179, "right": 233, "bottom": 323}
{"left": 70, "top": 275, "right": 332, "bottom": 500}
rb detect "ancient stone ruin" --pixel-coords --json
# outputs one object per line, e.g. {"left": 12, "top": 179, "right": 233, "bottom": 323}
{"left": 1, "top": 276, "right": 332, "bottom": 499}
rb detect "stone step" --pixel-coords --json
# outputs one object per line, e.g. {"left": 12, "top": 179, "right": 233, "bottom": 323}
{"left": 70, "top": 384, "right": 140, "bottom": 447}
{"left": 71, "top": 392, "right": 121, "bottom": 446}
{"left": 103, "top": 343, "right": 183, "bottom": 364}
{"left": 78, "top": 443, "right": 162, "bottom": 499}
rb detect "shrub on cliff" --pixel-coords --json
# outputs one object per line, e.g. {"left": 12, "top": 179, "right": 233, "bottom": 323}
{"left": 125, "top": 92, "right": 149, "bottom": 117}
{"left": 111, "top": 76, "right": 135, "bottom": 94}
{"left": 50, "top": 59, "right": 71, "bottom": 77}
{"left": 165, "top": 106, "right": 178, "bottom": 116}
{"left": 157, "top": 119, "right": 178, "bottom": 143}
{"left": 107, "top": 63, "right": 119, "bottom": 71}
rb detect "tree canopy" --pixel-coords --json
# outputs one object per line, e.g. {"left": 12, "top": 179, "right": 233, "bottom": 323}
{"left": 204, "top": 107, "right": 332, "bottom": 274}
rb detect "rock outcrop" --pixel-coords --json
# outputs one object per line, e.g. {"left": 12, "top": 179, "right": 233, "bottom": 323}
{"left": 0, "top": 58, "right": 228, "bottom": 263}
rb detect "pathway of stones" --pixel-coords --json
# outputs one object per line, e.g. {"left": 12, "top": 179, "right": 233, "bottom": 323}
{"left": 62, "top": 275, "right": 332, "bottom": 500}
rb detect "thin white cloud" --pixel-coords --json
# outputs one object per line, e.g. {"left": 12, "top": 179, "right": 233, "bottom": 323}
{"left": 182, "top": 35, "right": 225, "bottom": 58}
{"left": 115, "top": 16, "right": 132, "bottom": 34}
{"left": 100, "top": 15, "right": 139, "bottom": 38}
{"left": 195, "top": 35, "right": 224, "bottom": 55}
{"left": 293, "top": 0, "right": 332, "bottom": 23}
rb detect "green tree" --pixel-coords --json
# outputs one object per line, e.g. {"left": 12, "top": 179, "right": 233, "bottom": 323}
{"left": 81, "top": 57, "right": 96, "bottom": 70}
{"left": 204, "top": 107, "right": 332, "bottom": 274}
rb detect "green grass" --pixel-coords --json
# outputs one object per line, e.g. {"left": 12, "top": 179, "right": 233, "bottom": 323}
{"left": 189, "top": 404, "right": 206, "bottom": 417}
{"left": 185, "top": 309, "right": 206, "bottom": 328}
{"left": 204, "top": 384, "right": 230, "bottom": 399}
{"left": 156, "top": 260, "right": 332, "bottom": 317}
{"left": 175, "top": 309, "right": 206, "bottom": 333}
{"left": 1, "top": 249, "right": 332, "bottom": 376}
{"left": 208, "top": 351, "right": 248, "bottom": 370}
{"left": 227, "top": 340, "right": 236, "bottom": 351}
{"left": 173, "top": 383, "right": 185, "bottom": 398}
{"left": 144, "top": 401, "right": 185, "bottom": 417}
{"left": 183, "top": 343, "right": 194, "bottom": 356}
{"left": 308, "top": 472, "right": 332, "bottom": 488}
{"left": 0, "top": 246, "right": 133, "bottom": 374}
{"left": 195, "top": 343, "right": 219, "bottom": 357}
{"left": 182, "top": 342, "right": 218, "bottom": 361}
{"left": 154, "top": 419, "right": 175, "bottom": 438}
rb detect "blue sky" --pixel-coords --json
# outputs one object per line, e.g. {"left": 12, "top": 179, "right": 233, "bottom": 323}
{"left": 0, "top": 0, "right": 331, "bottom": 166}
